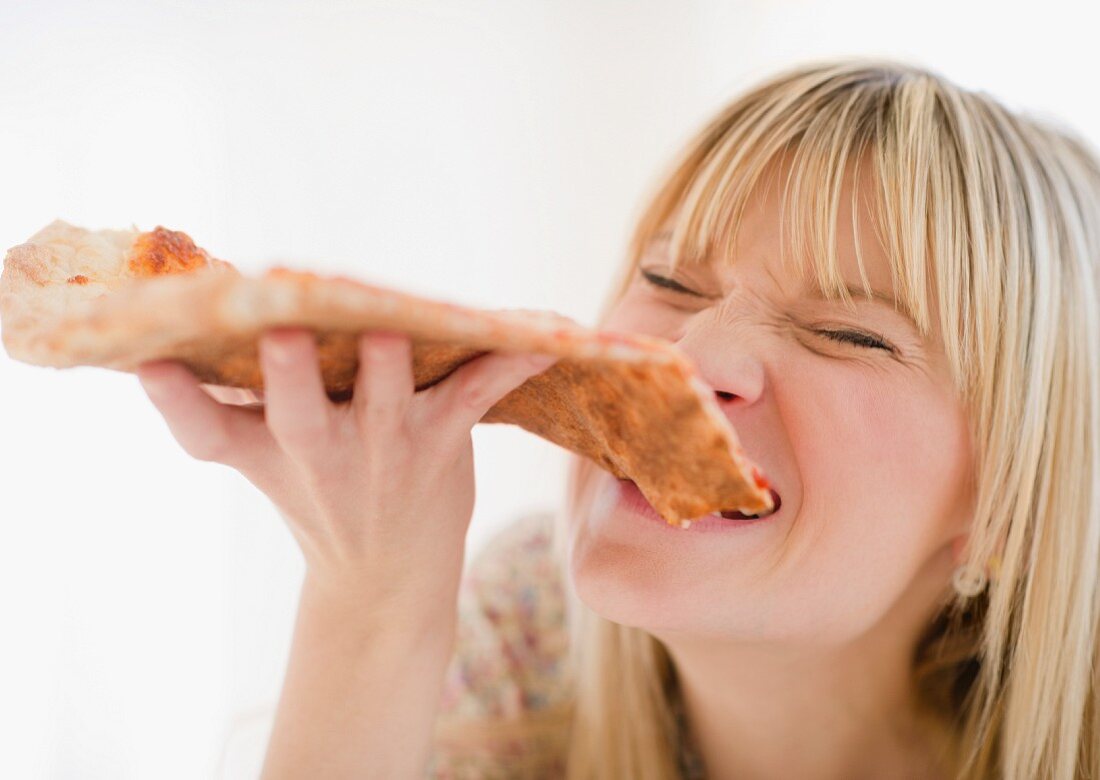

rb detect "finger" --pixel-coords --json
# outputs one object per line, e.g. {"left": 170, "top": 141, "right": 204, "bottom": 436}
{"left": 415, "top": 351, "right": 557, "bottom": 441}
{"left": 353, "top": 330, "right": 414, "bottom": 434}
{"left": 137, "top": 360, "right": 274, "bottom": 468}
{"left": 258, "top": 328, "right": 334, "bottom": 461}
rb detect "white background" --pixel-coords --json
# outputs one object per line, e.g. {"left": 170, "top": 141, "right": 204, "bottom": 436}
{"left": 2, "top": 1, "right": 1097, "bottom": 777}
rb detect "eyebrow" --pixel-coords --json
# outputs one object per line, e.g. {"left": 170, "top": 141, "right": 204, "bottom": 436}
{"left": 808, "top": 282, "right": 896, "bottom": 308}
{"left": 806, "top": 282, "right": 922, "bottom": 335}
{"left": 752, "top": 257, "right": 918, "bottom": 330}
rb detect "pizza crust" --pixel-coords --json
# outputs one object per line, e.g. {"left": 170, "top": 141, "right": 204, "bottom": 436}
{"left": 0, "top": 220, "right": 774, "bottom": 526}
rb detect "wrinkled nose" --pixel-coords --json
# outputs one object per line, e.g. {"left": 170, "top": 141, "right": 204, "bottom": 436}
{"left": 671, "top": 323, "right": 777, "bottom": 517}
{"left": 675, "top": 333, "right": 766, "bottom": 407}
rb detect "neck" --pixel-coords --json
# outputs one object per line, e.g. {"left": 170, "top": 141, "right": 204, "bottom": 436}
{"left": 667, "top": 641, "right": 946, "bottom": 778}
{"left": 653, "top": 563, "right": 957, "bottom": 779}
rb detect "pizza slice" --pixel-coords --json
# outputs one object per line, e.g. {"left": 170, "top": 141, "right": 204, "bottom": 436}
{"left": 0, "top": 219, "right": 775, "bottom": 526}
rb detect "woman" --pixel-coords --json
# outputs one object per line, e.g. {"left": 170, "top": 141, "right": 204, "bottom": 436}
{"left": 139, "top": 57, "right": 1100, "bottom": 778}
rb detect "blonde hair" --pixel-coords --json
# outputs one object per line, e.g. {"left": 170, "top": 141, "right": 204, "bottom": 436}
{"left": 433, "top": 57, "right": 1100, "bottom": 779}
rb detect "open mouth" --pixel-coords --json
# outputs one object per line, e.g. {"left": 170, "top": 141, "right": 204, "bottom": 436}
{"left": 619, "top": 478, "right": 783, "bottom": 529}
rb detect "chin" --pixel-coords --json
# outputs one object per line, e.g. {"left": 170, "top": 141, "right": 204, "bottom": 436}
{"left": 563, "top": 467, "right": 796, "bottom": 637}
{"left": 566, "top": 529, "right": 734, "bottom": 637}
{"left": 567, "top": 511, "right": 823, "bottom": 643}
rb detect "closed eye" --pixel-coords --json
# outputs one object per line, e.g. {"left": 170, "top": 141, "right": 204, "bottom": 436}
{"left": 816, "top": 329, "right": 894, "bottom": 352}
{"left": 642, "top": 269, "right": 896, "bottom": 353}
{"left": 640, "top": 268, "right": 701, "bottom": 296}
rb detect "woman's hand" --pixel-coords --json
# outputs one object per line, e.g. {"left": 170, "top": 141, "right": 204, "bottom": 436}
{"left": 135, "top": 328, "right": 556, "bottom": 623}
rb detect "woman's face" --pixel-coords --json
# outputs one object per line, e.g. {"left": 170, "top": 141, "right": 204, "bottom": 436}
{"left": 566, "top": 161, "right": 977, "bottom": 645}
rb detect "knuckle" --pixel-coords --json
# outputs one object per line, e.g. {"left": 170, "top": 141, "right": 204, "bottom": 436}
{"left": 358, "top": 413, "right": 411, "bottom": 455}
{"left": 459, "top": 380, "right": 495, "bottom": 411}
{"left": 288, "top": 450, "right": 340, "bottom": 488}
{"left": 356, "top": 420, "right": 403, "bottom": 462}
{"left": 299, "top": 458, "right": 344, "bottom": 493}
{"left": 403, "top": 400, "right": 438, "bottom": 436}
{"left": 514, "top": 352, "right": 552, "bottom": 376}
{"left": 270, "top": 412, "right": 330, "bottom": 438}
{"left": 415, "top": 432, "right": 459, "bottom": 465}
{"left": 458, "top": 369, "right": 523, "bottom": 411}
{"left": 186, "top": 427, "right": 236, "bottom": 463}
{"left": 356, "top": 389, "right": 410, "bottom": 429}
{"left": 271, "top": 419, "right": 334, "bottom": 456}
{"left": 362, "top": 396, "right": 407, "bottom": 427}
{"left": 263, "top": 397, "right": 328, "bottom": 436}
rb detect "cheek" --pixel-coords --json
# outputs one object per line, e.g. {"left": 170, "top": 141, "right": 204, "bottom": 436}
{"left": 785, "top": 366, "right": 969, "bottom": 515}
{"left": 773, "top": 363, "right": 971, "bottom": 636}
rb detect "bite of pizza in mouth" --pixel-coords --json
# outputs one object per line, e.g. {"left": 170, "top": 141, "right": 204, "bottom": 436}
{"left": 624, "top": 478, "right": 783, "bottom": 523}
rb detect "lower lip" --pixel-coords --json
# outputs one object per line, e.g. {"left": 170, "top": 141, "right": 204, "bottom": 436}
{"left": 616, "top": 479, "right": 781, "bottom": 533}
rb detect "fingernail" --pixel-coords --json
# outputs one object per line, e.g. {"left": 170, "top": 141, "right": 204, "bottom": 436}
{"left": 138, "top": 369, "right": 169, "bottom": 394}
{"left": 138, "top": 360, "right": 170, "bottom": 378}
{"left": 365, "top": 339, "right": 391, "bottom": 362}
{"left": 527, "top": 354, "right": 556, "bottom": 370}
{"left": 263, "top": 339, "right": 293, "bottom": 366}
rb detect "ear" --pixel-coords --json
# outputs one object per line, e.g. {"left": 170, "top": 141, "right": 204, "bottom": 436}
{"left": 949, "top": 533, "right": 970, "bottom": 567}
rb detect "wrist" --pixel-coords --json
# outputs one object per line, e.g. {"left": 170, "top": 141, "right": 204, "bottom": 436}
{"left": 299, "top": 569, "right": 459, "bottom": 649}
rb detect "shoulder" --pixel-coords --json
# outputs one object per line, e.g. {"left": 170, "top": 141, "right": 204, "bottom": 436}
{"left": 439, "top": 509, "right": 568, "bottom": 719}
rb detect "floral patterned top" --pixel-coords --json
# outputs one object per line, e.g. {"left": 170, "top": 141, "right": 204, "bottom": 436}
{"left": 425, "top": 509, "right": 569, "bottom": 778}
{"left": 424, "top": 510, "right": 707, "bottom": 779}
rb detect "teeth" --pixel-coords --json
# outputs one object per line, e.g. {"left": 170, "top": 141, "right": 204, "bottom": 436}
{"left": 682, "top": 491, "right": 781, "bottom": 526}
{"left": 715, "top": 490, "right": 782, "bottom": 521}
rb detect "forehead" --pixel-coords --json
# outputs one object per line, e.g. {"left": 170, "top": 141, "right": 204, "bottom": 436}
{"left": 656, "top": 152, "right": 935, "bottom": 330}
{"left": 733, "top": 157, "right": 885, "bottom": 287}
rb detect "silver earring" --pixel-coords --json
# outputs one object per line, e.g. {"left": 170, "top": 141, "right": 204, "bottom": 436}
{"left": 952, "top": 563, "right": 988, "bottom": 597}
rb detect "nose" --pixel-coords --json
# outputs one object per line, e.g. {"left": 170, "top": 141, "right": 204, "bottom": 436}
{"left": 673, "top": 326, "right": 766, "bottom": 407}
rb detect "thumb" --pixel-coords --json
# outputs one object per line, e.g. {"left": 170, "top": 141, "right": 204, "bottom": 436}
{"left": 418, "top": 351, "right": 558, "bottom": 440}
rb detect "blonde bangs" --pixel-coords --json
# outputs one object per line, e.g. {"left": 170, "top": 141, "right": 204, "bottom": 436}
{"left": 618, "top": 62, "right": 983, "bottom": 391}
